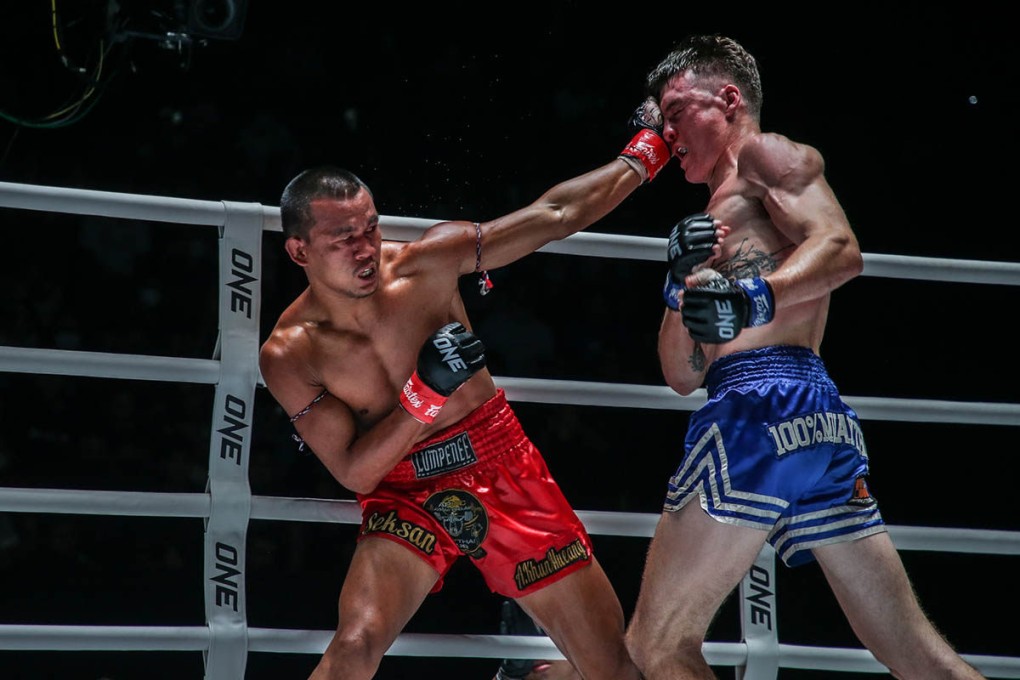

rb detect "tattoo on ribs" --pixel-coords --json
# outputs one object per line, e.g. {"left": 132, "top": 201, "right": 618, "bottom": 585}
{"left": 715, "top": 238, "right": 791, "bottom": 279}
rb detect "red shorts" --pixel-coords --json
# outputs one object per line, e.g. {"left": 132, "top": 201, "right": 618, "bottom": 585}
{"left": 356, "top": 389, "right": 592, "bottom": 596}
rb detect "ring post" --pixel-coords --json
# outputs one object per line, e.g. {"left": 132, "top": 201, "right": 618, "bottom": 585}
{"left": 203, "top": 202, "right": 264, "bottom": 679}
{"left": 736, "top": 544, "right": 779, "bottom": 679}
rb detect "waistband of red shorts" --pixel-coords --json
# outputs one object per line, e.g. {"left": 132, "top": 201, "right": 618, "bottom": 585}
{"left": 381, "top": 388, "right": 524, "bottom": 484}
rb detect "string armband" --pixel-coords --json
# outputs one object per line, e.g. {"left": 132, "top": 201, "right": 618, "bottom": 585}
{"left": 474, "top": 222, "right": 493, "bottom": 295}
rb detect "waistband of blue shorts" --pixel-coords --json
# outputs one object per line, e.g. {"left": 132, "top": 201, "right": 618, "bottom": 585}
{"left": 705, "top": 345, "right": 836, "bottom": 398}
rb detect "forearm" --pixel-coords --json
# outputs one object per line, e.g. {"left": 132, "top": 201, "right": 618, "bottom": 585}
{"left": 658, "top": 310, "right": 710, "bottom": 396}
{"left": 477, "top": 160, "right": 642, "bottom": 271}
{"left": 767, "top": 230, "right": 862, "bottom": 308}
{"left": 325, "top": 412, "right": 425, "bottom": 495}
{"left": 537, "top": 159, "right": 643, "bottom": 237}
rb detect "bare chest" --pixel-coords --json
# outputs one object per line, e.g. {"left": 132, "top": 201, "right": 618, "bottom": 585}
{"left": 707, "top": 187, "right": 792, "bottom": 279}
{"left": 310, "top": 294, "right": 458, "bottom": 429}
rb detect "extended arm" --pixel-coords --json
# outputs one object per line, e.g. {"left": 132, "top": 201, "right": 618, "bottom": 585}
{"left": 475, "top": 97, "right": 669, "bottom": 271}
{"left": 411, "top": 99, "right": 669, "bottom": 276}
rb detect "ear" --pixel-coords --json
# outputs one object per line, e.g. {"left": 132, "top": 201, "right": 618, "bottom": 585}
{"left": 285, "top": 236, "right": 309, "bottom": 267}
{"left": 721, "top": 84, "right": 741, "bottom": 119}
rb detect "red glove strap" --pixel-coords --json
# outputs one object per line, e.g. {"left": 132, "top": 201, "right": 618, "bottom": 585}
{"left": 399, "top": 371, "right": 447, "bottom": 424}
{"left": 620, "top": 129, "right": 670, "bottom": 182}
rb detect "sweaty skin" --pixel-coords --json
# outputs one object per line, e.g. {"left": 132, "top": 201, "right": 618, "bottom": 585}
{"left": 627, "top": 38, "right": 985, "bottom": 680}
{"left": 260, "top": 163, "right": 639, "bottom": 495}
{"left": 656, "top": 70, "right": 862, "bottom": 396}
{"left": 260, "top": 159, "right": 645, "bottom": 680}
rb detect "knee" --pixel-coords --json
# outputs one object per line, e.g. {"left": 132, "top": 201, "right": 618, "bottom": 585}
{"left": 322, "top": 614, "right": 391, "bottom": 671}
{"left": 626, "top": 624, "right": 704, "bottom": 678}
{"left": 625, "top": 624, "right": 659, "bottom": 673}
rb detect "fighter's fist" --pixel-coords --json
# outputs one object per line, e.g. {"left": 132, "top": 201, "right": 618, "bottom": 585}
{"left": 399, "top": 322, "right": 487, "bottom": 423}
{"left": 663, "top": 213, "right": 720, "bottom": 310}
{"left": 619, "top": 96, "right": 670, "bottom": 183}
{"left": 681, "top": 270, "right": 775, "bottom": 344}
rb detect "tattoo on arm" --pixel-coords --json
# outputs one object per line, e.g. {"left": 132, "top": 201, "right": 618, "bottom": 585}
{"left": 689, "top": 343, "right": 705, "bottom": 372}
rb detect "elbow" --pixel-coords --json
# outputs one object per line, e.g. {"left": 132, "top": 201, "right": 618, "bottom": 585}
{"left": 839, "top": 240, "right": 864, "bottom": 280}
{"left": 331, "top": 460, "right": 383, "bottom": 496}
{"left": 548, "top": 207, "right": 576, "bottom": 241}
{"left": 341, "top": 460, "right": 387, "bottom": 495}
{"left": 342, "top": 473, "right": 380, "bottom": 496}
{"left": 836, "top": 232, "right": 864, "bottom": 280}
{"left": 660, "top": 361, "right": 701, "bottom": 396}
{"left": 850, "top": 249, "right": 864, "bottom": 278}
{"left": 665, "top": 375, "right": 700, "bottom": 397}
{"left": 539, "top": 201, "right": 585, "bottom": 241}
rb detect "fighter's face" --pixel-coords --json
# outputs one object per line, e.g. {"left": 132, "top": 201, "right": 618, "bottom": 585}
{"left": 289, "top": 189, "right": 382, "bottom": 298}
{"left": 658, "top": 72, "right": 731, "bottom": 185}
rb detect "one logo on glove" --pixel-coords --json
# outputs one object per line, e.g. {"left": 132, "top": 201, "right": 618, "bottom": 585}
{"left": 424, "top": 489, "right": 488, "bottom": 558}
{"left": 432, "top": 335, "right": 468, "bottom": 372}
{"left": 410, "top": 432, "right": 478, "bottom": 479}
{"left": 712, "top": 299, "right": 738, "bottom": 339}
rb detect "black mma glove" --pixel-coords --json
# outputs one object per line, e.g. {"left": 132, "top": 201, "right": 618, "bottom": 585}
{"left": 663, "top": 213, "right": 719, "bottom": 310}
{"left": 399, "top": 322, "right": 487, "bottom": 424}
{"left": 619, "top": 96, "right": 670, "bottom": 183}
{"left": 681, "top": 270, "right": 775, "bottom": 343}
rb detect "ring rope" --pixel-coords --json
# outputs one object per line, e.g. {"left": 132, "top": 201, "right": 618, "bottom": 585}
{"left": 1, "top": 180, "right": 1018, "bottom": 678}
{"left": 2, "top": 488, "right": 1019, "bottom": 555}
{"left": 0, "top": 348, "right": 1015, "bottom": 427}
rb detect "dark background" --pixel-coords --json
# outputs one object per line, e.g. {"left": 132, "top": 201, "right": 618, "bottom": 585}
{"left": 1, "top": 2, "right": 1017, "bottom": 678}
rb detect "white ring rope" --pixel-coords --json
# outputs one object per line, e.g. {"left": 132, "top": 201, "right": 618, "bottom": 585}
{"left": 0, "top": 350, "right": 1016, "bottom": 427}
{"left": 2, "top": 488, "right": 1018, "bottom": 555}
{"left": 1, "top": 180, "right": 1019, "bottom": 678}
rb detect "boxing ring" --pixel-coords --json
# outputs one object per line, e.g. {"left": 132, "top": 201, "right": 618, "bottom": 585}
{"left": 0, "top": 179, "right": 1018, "bottom": 679}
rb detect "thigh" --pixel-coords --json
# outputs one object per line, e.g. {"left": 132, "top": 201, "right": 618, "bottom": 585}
{"left": 337, "top": 535, "right": 441, "bottom": 640}
{"left": 813, "top": 532, "right": 951, "bottom": 660}
{"left": 516, "top": 556, "right": 637, "bottom": 680}
{"left": 630, "top": 501, "right": 768, "bottom": 642}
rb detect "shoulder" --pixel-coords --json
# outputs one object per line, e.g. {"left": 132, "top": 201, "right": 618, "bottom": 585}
{"left": 737, "top": 132, "right": 824, "bottom": 188}
{"left": 390, "top": 219, "right": 477, "bottom": 277}
{"left": 258, "top": 319, "right": 327, "bottom": 415}
{"left": 259, "top": 319, "right": 313, "bottom": 376}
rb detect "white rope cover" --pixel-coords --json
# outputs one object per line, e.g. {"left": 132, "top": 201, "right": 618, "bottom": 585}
{"left": 1, "top": 180, "right": 1018, "bottom": 679}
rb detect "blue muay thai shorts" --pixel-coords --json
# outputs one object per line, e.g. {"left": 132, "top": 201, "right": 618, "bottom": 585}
{"left": 665, "top": 345, "right": 886, "bottom": 566}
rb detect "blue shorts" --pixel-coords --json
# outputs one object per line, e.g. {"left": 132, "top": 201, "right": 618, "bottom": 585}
{"left": 664, "top": 345, "right": 886, "bottom": 566}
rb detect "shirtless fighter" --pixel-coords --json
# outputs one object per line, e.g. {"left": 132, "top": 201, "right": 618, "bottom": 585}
{"left": 624, "top": 34, "right": 985, "bottom": 680}
{"left": 259, "top": 98, "right": 670, "bottom": 679}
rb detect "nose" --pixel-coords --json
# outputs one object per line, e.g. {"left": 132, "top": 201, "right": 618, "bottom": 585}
{"left": 662, "top": 123, "right": 678, "bottom": 145}
{"left": 353, "top": 237, "right": 376, "bottom": 260}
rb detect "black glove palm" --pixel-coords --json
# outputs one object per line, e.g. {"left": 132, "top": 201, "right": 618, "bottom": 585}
{"left": 668, "top": 213, "right": 718, "bottom": 280}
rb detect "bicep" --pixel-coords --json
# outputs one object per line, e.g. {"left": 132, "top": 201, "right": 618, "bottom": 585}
{"left": 288, "top": 392, "right": 358, "bottom": 461}
{"left": 261, "top": 353, "right": 355, "bottom": 454}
